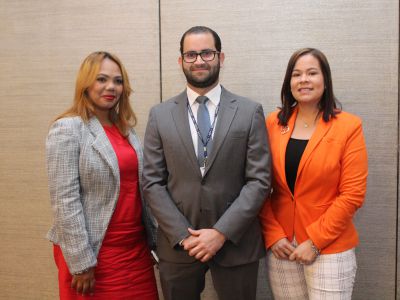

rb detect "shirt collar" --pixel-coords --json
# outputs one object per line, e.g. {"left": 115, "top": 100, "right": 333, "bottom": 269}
{"left": 187, "top": 84, "right": 221, "bottom": 107}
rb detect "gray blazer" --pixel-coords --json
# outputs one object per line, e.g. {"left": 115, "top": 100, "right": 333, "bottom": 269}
{"left": 143, "top": 86, "right": 272, "bottom": 266}
{"left": 46, "top": 116, "right": 156, "bottom": 274}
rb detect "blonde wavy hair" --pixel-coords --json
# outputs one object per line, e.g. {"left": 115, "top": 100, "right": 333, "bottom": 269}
{"left": 55, "top": 51, "right": 136, "bottom": 136}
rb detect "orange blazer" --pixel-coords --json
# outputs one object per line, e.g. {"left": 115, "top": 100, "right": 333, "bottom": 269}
{"left": 259, "top": 108, "right": 368, "bottom": 254}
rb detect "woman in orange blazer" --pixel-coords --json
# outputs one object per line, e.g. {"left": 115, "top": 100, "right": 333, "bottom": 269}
{"left": 259, "top": 48, "right": 368, "bottom": 300}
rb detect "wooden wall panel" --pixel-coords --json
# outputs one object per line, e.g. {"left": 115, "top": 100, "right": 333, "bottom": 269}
{"left": 0, "top": 1, "right": 160, "bottom": 299}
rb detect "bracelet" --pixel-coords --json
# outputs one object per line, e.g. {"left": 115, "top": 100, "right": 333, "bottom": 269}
{"left": 310, "top": 241, "right": 320, "bottom": 257}
{"left": 73, "top": 267, "right": 91, "bottom": 275}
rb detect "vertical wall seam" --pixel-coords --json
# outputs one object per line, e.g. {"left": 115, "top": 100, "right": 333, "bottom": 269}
{"left": 158, "top": 0, "right": 162, "bottom": 102}
{"left": 396, "top": 7, "right": 400, "bottom": 299}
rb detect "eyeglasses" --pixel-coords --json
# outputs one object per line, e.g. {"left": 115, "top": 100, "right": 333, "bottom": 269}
{"left": 182, "top": 50, "right": 220, "bottom": 63}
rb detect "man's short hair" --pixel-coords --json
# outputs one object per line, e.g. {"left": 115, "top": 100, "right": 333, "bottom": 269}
{"left": 180, "top": 26, "right": 222, "bottom": 54}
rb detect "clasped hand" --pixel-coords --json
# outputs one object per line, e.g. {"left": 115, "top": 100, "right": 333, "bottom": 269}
{"left": 182, "top": 228, "right": 226, "bottom": 263}
{"left": 271, "top": 238, "right": 317, "bottom": 265}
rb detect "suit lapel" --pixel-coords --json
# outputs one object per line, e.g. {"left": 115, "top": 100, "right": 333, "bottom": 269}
{"left": 297, "top": 115, "right": 332, "bottom": 177}
{"left": 171, "top": 90, "right": 202, "bottom": 176}
{"left": 88, "top": 117, "right": 119, "bottom": 181}
{"left": 204, "top": 87, "right": 238, "bottom": 176}
{"left": 278, "top": 108, "right": 332, "bottom": 187}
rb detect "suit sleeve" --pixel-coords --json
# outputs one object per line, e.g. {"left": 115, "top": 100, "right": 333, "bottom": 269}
{"left": 213, "top": 104, "right": 272, "bottom": 245}
{"left": 142, "top": 107, "right": 192, "bottom": 248}
{"left": 306, "top": 119, "right": 368, "bottom": 250}
{"left": 259, "top": 197, "right": 288, "bottom": 249}
{"left": 46, "top": 120, "right": 96, "bottom": 274}
{"left": 259, "top": 114, "right": 288, "bottom": 248}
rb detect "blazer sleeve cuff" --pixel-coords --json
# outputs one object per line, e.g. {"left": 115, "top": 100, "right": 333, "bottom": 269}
{"left": 60, "top": 244, "right": 97, "bottom": 275}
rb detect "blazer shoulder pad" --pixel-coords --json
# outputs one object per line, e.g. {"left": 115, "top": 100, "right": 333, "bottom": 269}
{"left": 51, "top": 116, "right": 84, "bottom": 131}
{"left": 332, "top": 110, "right": 363, "bottom": 129}
{"left": 266, "top": 110, "right": 280, "bottom": 126}
{"left": 151, "top": 91, "right": 186, "bottom": 112}
{"left": 223, "top": 89, "right": 256, "bottom": 105}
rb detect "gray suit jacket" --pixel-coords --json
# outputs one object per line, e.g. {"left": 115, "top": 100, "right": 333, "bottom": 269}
{"left": 143, "top": 86, "right": 272, "bottom": 266}
{"left": 46, "top": 116, "right": 156, "bottom": 274}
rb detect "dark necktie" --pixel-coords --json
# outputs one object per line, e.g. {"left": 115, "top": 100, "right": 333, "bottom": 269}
{"left": 196, "top": 96, "right": 212, "bottom": 167}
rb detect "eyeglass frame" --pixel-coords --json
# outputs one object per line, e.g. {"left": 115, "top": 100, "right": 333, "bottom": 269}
{"left": 181, "top": 50, "right": 220, "bottom": 63}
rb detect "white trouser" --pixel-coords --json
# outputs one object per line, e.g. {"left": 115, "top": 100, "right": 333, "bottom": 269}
{"left": 267, "top": 247, "right": 357, "bottom": 300}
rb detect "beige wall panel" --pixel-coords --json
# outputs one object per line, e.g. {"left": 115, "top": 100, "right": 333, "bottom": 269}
{"left": 160, "top": 1, "right": 398, "bottom": 299}
{"left": 0, "top": 1, "right": 160, "bottom": 299}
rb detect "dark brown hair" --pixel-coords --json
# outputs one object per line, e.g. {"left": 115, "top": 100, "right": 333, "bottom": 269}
{"left": 278, "top": 48, "right": 341, "bottom": 126}
{"left": 180, "top": 26, "right": 222, "bottom": 54}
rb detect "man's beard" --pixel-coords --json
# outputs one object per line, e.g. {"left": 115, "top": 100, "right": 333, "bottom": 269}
{"left": 183, "top": 62, "right": 220, "bottom": 88}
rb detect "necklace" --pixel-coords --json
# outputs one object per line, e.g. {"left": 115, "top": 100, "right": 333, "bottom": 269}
{"left": 297, "top": 118, "right": 312, "bottom": 128}
{"left": 297, "top": 109, "right": 320, "bottom": 129}
{"left": 299, "top": 115, "right": 319, "bottom": 128}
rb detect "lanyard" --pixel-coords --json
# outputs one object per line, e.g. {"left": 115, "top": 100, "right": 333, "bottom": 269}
{"left": 187, "top": 100, "right": 220, "bottom": 162}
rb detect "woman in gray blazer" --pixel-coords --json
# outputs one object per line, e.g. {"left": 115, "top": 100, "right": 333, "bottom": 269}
{"left": 46, "top": 51, "right": 158, "bottom": 299}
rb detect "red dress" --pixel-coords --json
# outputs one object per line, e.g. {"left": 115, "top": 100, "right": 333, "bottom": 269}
{"left": 54, "top": 125, "right": 158, "bottom": 300}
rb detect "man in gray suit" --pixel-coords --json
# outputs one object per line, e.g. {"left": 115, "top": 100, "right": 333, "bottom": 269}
{"left": 143, "top": 26, "right": 271, "bottom": 300}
